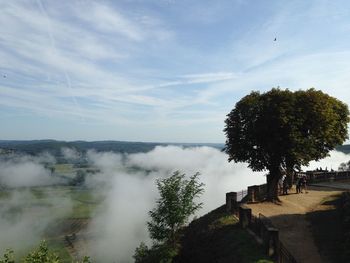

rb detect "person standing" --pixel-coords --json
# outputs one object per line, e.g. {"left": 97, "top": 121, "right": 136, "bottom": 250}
{"left": 283, "top": 178, "right": 289, "bottom": 195}
{"left": 302, "top": 175, "right": 307, "bottom": 193}
{"left": 296, "top": 177, "right": 301, "bottom": 193}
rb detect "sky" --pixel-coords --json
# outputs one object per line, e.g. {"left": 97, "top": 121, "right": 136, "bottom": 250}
{"left": 1, "top": 0, "right": 350, "bottom": 143}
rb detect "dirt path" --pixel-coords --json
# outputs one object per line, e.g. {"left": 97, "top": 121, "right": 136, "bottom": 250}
{"left": 246, "top": 186, "right": 342, "bottom": 263}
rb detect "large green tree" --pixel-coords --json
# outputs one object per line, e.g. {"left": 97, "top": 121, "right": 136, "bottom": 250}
{"left": 224, "top": 88, "right": 349, "bottom": 200}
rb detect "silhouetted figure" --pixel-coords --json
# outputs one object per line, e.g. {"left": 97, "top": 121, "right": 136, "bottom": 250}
{"left": 278, "top": 177, "right": 284, "bottom": 195}
{"left": 302, "top": 176, "right": 307, "bottom": 193}
{"left": 296, "top": 177, "right": 301, "bottom": 194}
{"left": 274, "top": 38, "right": 277, "bottom": 41}
{"left": 283, "top": 179, "right": 288, "bottom": 195}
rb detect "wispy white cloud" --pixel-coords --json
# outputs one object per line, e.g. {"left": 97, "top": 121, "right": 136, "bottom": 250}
{"left": 1, "top": 0, "right": 350, "bottom": 142}
{"left": 75, "top": 2, "right": 144, "bottom": 41}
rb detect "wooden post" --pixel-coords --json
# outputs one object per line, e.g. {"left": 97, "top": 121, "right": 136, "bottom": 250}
{"left": 226, "top": 192, "right": 237, "bottom": 213}
{"left": 239, "top": 206, "right": 252, "bottom": 228}
{"left": 247, "top": 186, "right": 255, "bottom": 202}
{"left": 266, "top": 227, "right": 279, "bottom": 258}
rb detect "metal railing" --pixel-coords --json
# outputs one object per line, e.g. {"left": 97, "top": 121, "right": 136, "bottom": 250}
{"left": 297, "top": 171, "right": 350, "bottom": 184}
{"left": 236, "top": 189, "right": 248, "bottom": 202}
{"left": 278, "top": 240, "right": 297, "bottom": 263}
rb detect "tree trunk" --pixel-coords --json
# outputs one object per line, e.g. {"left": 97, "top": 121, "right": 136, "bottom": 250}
{"left": 266, "top": 166, "right": 281, "bottom": 201}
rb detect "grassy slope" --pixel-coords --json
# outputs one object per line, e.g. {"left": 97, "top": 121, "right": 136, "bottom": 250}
{"left": 176, "top": 205, "right": 272, "bottom": 263}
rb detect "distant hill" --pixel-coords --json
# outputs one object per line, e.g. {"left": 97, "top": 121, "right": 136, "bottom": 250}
{"left": 336, "top": 144, "right": 350, "bottom": 154}
{"left": 0, "top": 140, "right": 224, "bottom": 156}
{"left": 1, "top": 139, "right": 349, "bottom": 156}
{"left": 1, "top": 140, "right": 349, "bottom": 157}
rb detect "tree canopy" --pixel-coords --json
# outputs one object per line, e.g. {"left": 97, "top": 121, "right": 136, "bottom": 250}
{"left": 224, "top": 88, "right": 349, "bottom": 200}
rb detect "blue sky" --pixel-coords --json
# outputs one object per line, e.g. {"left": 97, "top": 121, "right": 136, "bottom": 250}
{"left": 1, "top": 0, "right": 350, "bottom": 143}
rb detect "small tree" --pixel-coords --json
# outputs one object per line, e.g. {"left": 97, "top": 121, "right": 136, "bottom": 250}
{"left": 148, "top": 171, "right": 205, "bottom": 247}
{"left": 224, "top": 88, "right": 349, "bottom": 201}
{"left": 134, "top": 171, "right": 204, "bottom": 262}
{"left": 133, "top": 242, "right": 149, "bottom": 263}
{"left": 339, "top": 161, "right": 350, "bottom": 171}
{"left": 23, "top": 241, "right": 60, "bottom": 263}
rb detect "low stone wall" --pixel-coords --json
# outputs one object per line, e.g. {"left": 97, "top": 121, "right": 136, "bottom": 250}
{"left": 225, "top": 183, "right": 267, "bottom": 212}
{"left": 247, "top": 184, "right": 267, "bottom": 202}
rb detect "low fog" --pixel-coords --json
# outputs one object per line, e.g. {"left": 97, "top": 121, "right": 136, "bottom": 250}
{"left": 0, "top": 189, "right": 73, "bottom": 255}
{"left": 86, "top": 146, "right": 267, "bottom": 262}
{"left": 85, "top": 146, "right": 350, "bottom": 262}
{"left": 0, "top": 154, "right": 57, "bottom": 188}
{"left": 305, "top": 150, "right": 350, "bottom": 171}
{"left": 0, "top": 146, "right": 350, "bottom": 262}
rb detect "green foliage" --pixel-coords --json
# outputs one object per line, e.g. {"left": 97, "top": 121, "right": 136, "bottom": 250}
{"left": 133, "top": 242, "right": 149, "bottom": 263}
{"left": 135, "top": 171, "right": 204, "bottom": 262}
{"left": 177, "top": 205, "right": 272, "bottom": 263}
{"left": 0, "top": 249, "right": 14, "bottom": 263}
{"left": 133, "top": 243, "right": 176, "bottom": 263}
{"left": 0, "top": 241, "right": 91, "bottom": 263}
{"left": 148, "top": 171, "right": 204, "bottom": 246}
{"left": 23, "top": 241, "right": 60, "bottom": 263}
{"left": 224, "top": 88, "right": 350, "bottom": 199}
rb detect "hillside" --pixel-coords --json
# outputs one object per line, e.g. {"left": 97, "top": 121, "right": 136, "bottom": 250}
{"left": 176, "top": 205, "right": 272, "bottom": 263}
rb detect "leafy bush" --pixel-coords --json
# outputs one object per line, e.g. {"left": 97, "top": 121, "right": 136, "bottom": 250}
{"left": 0, "top": 241, "right": 90, "bottom": 263}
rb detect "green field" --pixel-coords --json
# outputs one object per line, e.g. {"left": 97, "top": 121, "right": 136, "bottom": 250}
{"left": 0, "top": 184, "right": 104, "bottom": 262}
{"left": 54, "top": 164, "right": 76, "bottom": 178}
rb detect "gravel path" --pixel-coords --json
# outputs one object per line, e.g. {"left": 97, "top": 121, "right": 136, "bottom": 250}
{"left": 246, "top": 186, "right": 342, "bottom": 263}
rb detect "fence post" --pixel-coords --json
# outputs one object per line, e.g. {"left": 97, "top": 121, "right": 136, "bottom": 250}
{"left": 266, "top": 227, "right": 279, "bottom": 258}
{"left": 226, "top": 192, "right": 238, "bottom": 213}
{"left": 239, "top": 206, "right": 252, "bottom": 228}
{"left": 248, "top": 185, "right": 263, "bottom": 202}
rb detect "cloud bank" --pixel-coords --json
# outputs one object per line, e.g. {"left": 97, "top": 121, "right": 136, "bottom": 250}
{"left": 1, "top": 146, "right": 350, "bottom": 262}
{"left": 87, "top": 146, "right": 350, "bottom": 262}
{"left": 85, "top": 146, "right": 263, "bottom": 261}
{"left": 0, "top": 154, "right": 57, "bottom": 188}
